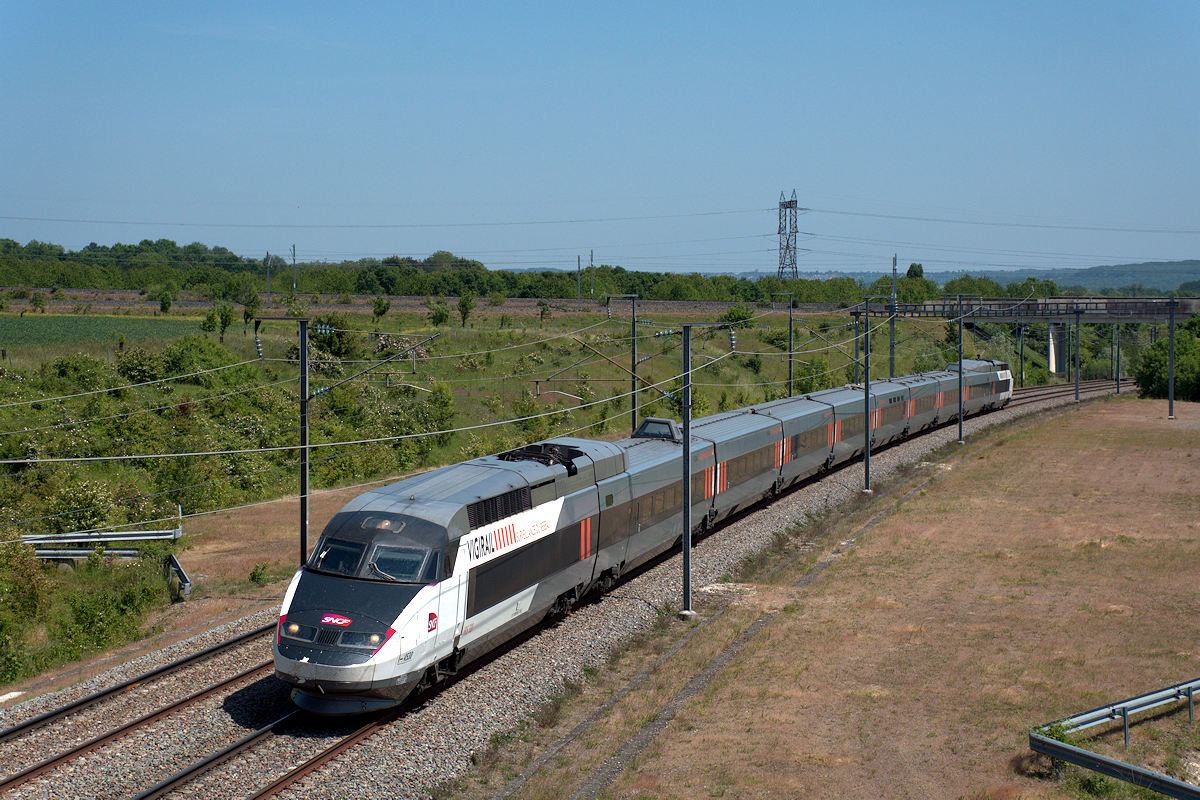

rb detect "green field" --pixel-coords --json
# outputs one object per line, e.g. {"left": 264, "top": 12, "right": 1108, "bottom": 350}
{"left": 0, "top": 314, "right": 201, "bottom": 349}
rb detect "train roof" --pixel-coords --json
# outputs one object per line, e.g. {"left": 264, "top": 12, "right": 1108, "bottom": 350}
{"left": 945, "top": 358, "right": 1007, "bottom": 373}
{"left": 689, "top": 408, "right": 778, "bottom": 440}
{"left": 749, "top": 394, "right": 831, "bottom": 418}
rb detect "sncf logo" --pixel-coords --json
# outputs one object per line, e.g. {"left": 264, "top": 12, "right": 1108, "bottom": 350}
{"left": 320, "top": 614, "right": 352, "bottom": 626}
{"left": 427, "top": 612, "right": 438, "bottom": 632}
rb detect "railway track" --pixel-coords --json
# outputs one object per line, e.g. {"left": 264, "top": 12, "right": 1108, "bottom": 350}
{"left": 1010, "top": 378, "right": 1129, "bottom": 407}
{"left": 0, "top": 623, "right": 275, "bottom": 796}
{"left": 0, "top": 622, "right": 273, "bottom": 746}
{"left": 0, "top": 381, "right": 1134, "bottom": 800}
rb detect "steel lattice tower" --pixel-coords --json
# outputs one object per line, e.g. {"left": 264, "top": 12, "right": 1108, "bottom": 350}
{"left": 778, "top": 190, "right": 798, "bottom": 279}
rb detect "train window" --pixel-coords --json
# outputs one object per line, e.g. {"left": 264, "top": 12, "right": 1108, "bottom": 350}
{"left": 369, "top": 545, "right": 438, "bottom": 583}
{"left": 310, "top": 511, "right": 448, "bottom": 582}
{"left": 310, "top": 538, "right": 365, "bottom": 576}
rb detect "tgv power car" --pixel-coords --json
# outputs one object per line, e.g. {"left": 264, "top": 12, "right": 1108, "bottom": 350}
{"left": 274, "top": 360, "right": 1011, "bottom": 713}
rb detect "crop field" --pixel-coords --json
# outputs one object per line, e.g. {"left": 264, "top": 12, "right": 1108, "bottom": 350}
{"left": 0, "top": 314, "right": 202, "bottom": 354}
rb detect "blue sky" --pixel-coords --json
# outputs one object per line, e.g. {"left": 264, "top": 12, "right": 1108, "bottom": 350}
{"left": 1, "top": 1, "right": 1197, "bottom": 276}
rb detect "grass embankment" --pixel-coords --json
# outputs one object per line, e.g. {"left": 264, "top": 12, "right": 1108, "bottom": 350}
{"left": 439, "top": 397, "right": 1200, "bottom": 800}
{"left": 0, "top": 303, "right": 1021, "bottom": 688}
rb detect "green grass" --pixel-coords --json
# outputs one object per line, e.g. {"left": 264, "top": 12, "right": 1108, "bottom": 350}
{"left": 0, "top": 314, "right": 201, "bottom": 349}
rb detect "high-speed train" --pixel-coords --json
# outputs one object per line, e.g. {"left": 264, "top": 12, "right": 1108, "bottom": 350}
{"left": 274, "top": 359, "right": 1012, "bottom": 713}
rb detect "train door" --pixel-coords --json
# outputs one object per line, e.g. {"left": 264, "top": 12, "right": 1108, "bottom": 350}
{"left": 436, "top": 555, "right": 466, "bottom": 657}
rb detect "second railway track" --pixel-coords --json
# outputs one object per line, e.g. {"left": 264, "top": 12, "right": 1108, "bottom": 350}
{"left": 0, "top": 382, "right": 1134, "bottom": 800}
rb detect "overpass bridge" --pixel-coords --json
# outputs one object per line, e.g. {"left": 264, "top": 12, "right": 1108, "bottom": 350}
{"left": 863, "top": 296, "right": 1196, "bottom": 324}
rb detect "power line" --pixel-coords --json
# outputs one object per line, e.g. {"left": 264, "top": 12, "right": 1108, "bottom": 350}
{"left": 805, "top": 206, "right": 1200, "bottom": 236}
{"left": 0, "top": 377, "right": 298, "bottom": 438}
{"left": 0, "top": 357, "right": 264, "bottom": 410}
{"left": 0, "top": 208, "right": 772, "bottom": 230}
{"left": 0, "top": 360, "right": 730, "bottom": 538}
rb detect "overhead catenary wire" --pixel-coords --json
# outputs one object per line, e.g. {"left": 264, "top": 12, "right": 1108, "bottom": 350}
{"left": 0, "top": 350, "right": 734, "bottom": 465}
{"left": 0, "top": 357, "right": 266, "bottom": 410}
{"left": 2, "top": 357, "right": 732, "bottom": 537}
{"left": 0, "top": 207, "right": 772, "bottom": 230}
{"left": 0, "top": 376, "right": 299, "bottom": 439}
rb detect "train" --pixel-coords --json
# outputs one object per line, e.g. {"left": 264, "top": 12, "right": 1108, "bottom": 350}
{"left": 273, "top": 359, "right": 1013, "bottom": 714}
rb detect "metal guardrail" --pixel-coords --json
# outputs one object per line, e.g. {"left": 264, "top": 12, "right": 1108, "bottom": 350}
{"left": 1029, "top": 677, "right": 1200, "bottom": 798}
{"left": 27, "top": 505, "right": 192, "bottom": 601}
{"left": 23, "top": 505, "right": 182, "bottom": 548}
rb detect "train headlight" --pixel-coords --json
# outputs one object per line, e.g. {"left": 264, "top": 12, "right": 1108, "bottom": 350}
{"left": 286, "top": 623, "right": 301, "bottom": 636}
{"left": 339, "top": 628, "right": 397, "bottom": 655}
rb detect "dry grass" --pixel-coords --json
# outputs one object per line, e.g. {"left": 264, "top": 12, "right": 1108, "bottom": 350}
{"left": 443, "top": 397, "right": 1200, "bottom": 800}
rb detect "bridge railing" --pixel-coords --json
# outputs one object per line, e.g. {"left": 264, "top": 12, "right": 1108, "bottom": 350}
{"left": 868, "top": 297, "right": 1194, "bottom": 320}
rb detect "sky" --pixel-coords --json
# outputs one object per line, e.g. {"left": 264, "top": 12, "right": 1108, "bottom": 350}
{"left": 1, "top": 1, "right": 1198, "bottom": 277}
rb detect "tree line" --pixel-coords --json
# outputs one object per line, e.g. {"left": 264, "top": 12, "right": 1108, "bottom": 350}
{"left": 0, "top": 237, "right": 1184, "bottom": 306}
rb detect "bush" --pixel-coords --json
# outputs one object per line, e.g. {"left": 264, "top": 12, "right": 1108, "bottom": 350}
{"left": 161, "top": 336, "right": 235, "bottom": 379}
{"left": 717, "top": 303, "right": 753, "bottom": 329}
{"left": 40, "top": 353, "right": 112, "bottom": 392}
{"left": 310, "top": 313, "right": 362, "bottom": 359}
{"left": 116, "top": 347, "right": 164, "bottom": 384}
{"left": 1134, "top": 325, "right": 1200, "bottom": 401}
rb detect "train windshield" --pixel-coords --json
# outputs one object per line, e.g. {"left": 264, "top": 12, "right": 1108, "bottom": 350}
{"left": 307, "top": 511, "right": 446, "bottom": 583}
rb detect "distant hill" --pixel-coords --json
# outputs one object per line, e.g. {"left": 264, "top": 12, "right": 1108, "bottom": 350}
{"left": 921, "top": 261, "right": 1200, "bottom": 292}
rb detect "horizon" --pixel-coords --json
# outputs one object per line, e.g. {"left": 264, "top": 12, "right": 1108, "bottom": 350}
{"left": 2, "top": 3, "right": 1198, "bottom": 274}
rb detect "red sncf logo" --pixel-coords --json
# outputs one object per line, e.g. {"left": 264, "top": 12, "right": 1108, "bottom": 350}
{"left": 320, "top": 614, "right": 352, "bottom": 626}
{"left": 427, "top": 612, "right": 438, "bottom": 632}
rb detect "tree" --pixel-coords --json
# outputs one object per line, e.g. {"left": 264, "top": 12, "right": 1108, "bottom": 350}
{"left": 29, "top": 292, "right": 46, "bottom": 313}
{"left": 1133, "top": 322, "right": 1200, "bottom": 402}
{"left": 457, "top": 295, "right": 475, "bottom": 327}
{"left": 906, "top": 263, "right": 924, "bottom": 280}
{"left": 242, "top": 292, "right": 261, "bottom": 326}
{"left": 716, "top": 303, "right": 753, "bottom": 329}
{"left": 943, "top": 274, "right": 1005, "bottom": 297}
{"left": 537, "top": 298, "right": 551, "bottom": 322}
{"left": 311, "top": 312, "right": 362, "bottom": 359}
{"left": 200, "top": 308, "right": 218, "bottom": 335}
{"left": 216, "top": 302, "right": 235, "bottom": 342}
{"left": 426, "top": 296, "right": 450, "bottom": 327}
{"left": 372, "top": 295, "right": 391, "bottom": 324}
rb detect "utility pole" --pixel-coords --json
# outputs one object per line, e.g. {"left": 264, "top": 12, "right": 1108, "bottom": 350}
{"left": 1018, "top": 323, "right": 1025, "bottom": 388}
{"left": 265, "top": 251, "right": 271, "bottom": 305}
{"left": 680, "top": 324, "right": 695, "bottom": 618}
{"left": 772, "top": 293, "right": 793, "bottom": 396}
{"left": 862, "top": 301, "right": 872, "bottom": 493}
{"left": 589, "top": 250, "right": 594, "bottom": 299}
{"left": 958, "top": 296, "right": 964, "bottom": 444}
{"left": 1169, "top": 298, "right": 1176, "bottom": 419}
{"left": 577, "top": 255, "right": 582, "bottom": 311}
{"left": 1073, "top": 308, "right": 1081, "bottom": 402}
{"left": 1115, "top": 323, "right": 1121, "bottom": 395}
{"left": 889, "top": 254, "right": 897, "bottom": 379}
{"left": 291, "top": 244, "right": 297, "bottom": 294}
{"left": 298, "top": 319, "right": 309, "bottom": 565}
{"left": 258, "top": 316, "right": 437, "bottom": 567}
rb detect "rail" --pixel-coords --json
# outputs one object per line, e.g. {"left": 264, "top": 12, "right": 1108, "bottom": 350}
{"left": 0, "top": 622, "right": 273, "bottom": 744}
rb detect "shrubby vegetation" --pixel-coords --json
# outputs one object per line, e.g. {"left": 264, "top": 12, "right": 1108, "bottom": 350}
{"left": 0, "top": 542, "right": 172, "bottom": 683}
{"left": 1135, "top": 313, "right": 1200, "bottom": 401}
